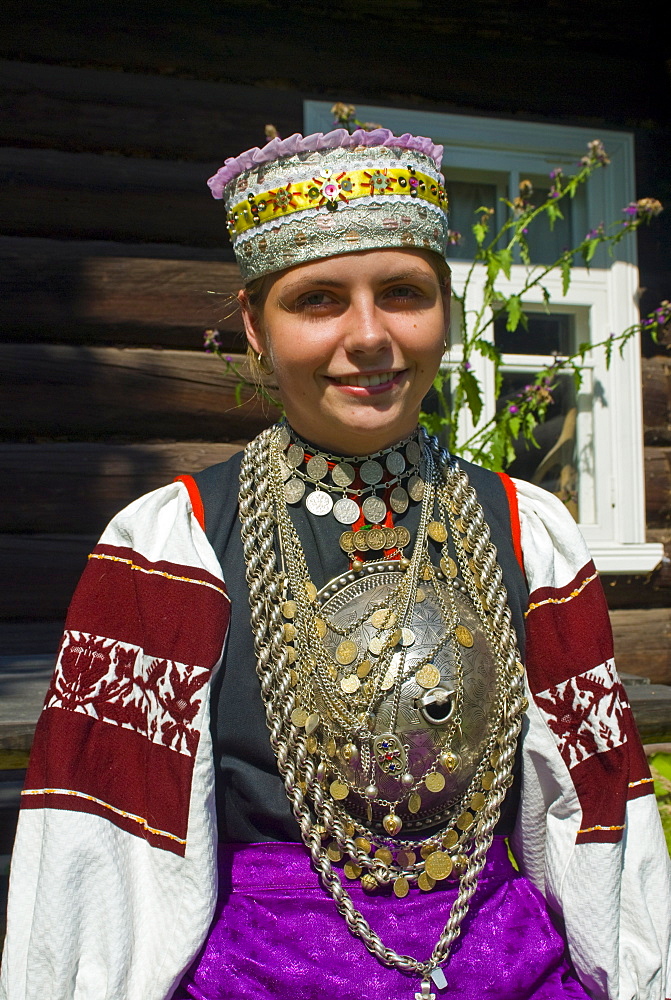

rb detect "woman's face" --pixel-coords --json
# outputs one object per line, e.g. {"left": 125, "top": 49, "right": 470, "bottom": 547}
{"left": 241, "top": 248, "right": 449, "bottom": 456}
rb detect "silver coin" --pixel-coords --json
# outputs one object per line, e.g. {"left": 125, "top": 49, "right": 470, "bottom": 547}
{"left": 278, "top": 457, "right": 293, "bottom": 482}
{"left": 389, "top": 486, "right": 409, "bottom": 513}
{"left": 306, "top": 455, "right": 328, "bottom": 481}
{"left": 385, "top": 450, "right": 405, "bottom": 475}
{"left": 400, "top": 627, "right": 416, "bottom": 647}
{"left": 333, "top": 497, "right": 360, "bottom": 524}
{"left": 408, "top": 475, "right": 425, "bottom": 501}
{"left": 285, "top": 478, "right": 306, "bottom": 503}
{"left": 406, "top": 440, "right": 422, "bottom": 466}
{"left": 332, "top": 462, "right": 356, "bottom": 487}
{"left": 362, "top": 495, "right": 387, "bottom": 524}
{"left": 276, "top": 425, "right": 291, "bottom": 450}
{"left": 305, "top": 490, "right": 334, "bottom": 516}
{"left": 360, "top": 459, "right": 383, "bottom": 485}
{"left": 286, "top": 444, "right": 305, "bottom": 468}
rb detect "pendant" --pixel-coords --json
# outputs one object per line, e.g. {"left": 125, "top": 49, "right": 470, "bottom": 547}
{"left": 415, "top": 981, "right": 436, "bottom": 1000}
{"left": 373, "top": 733, "right": 407, "bottom": 776}
{"left": 305, "top": 490, "right": 334, "bottom": 515}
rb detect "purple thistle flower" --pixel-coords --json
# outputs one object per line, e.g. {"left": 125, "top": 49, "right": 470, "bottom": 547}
{"left": 622, "top": 203, "right": 639, "bottom": 217}
{"left": 508, "top": 404, "right": 519, "bottom": 414}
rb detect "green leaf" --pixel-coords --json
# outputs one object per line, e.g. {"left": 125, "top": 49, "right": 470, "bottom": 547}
{"left": 486, "top": 253, "right": 501, "bottom": 284}
{"left": 498, "top": 248, "right": 513, "bottom": 280}
{"left": 475, "top": 339, "right": 501, "bottom": 364}
{"left": 560, "top": 255, "right": 572, "bottom": 296}
{"left": 460, "top": 368, "right": 483, "bottom": 426}
{"left": 505, "top": 295, "right": 524, "bottom": 332}
{"left": 472, "top": 223, "right": 487, "bottom": 246}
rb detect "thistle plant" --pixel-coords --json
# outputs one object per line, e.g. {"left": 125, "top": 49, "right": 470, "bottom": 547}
{"left": 420, "top": 140, "right": 666, "bottom": 471}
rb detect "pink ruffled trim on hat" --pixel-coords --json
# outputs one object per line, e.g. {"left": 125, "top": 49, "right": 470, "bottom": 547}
{"left": 207, "top": 128, "right": 444, "bottom": 199}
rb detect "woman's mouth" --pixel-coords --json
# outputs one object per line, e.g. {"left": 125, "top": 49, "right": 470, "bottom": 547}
{"left": 328, "top": 370, "right": 405, "bottom": 391}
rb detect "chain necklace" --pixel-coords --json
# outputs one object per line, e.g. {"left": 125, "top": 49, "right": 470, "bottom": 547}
{"left": 238, "top": 424, "right": 526, "bottom": 996}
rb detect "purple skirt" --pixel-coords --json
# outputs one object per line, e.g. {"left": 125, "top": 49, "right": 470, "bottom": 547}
{"left": 175, "top": 838, "right": 589, "bottom": 1000}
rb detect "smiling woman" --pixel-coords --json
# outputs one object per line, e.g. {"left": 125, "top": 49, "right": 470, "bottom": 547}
{"left": 2, "top": 129, "right": 670, "bottom": 1000}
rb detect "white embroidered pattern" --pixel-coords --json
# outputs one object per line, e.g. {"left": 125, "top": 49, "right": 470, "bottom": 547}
{"left": 45, "top": 630, "right": 208, "bottom": 756}
{"left": 533, "top": 658, "right": 627, "bottom": 769}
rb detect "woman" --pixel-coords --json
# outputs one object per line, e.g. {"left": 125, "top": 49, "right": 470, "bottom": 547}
{"left": 2, "top": 129, "right": 669, "bottom": 1000}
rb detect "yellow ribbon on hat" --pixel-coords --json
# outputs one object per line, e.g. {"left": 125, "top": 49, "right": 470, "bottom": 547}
{"left": 226, "top": 166, "right": 447, "bottom": 238}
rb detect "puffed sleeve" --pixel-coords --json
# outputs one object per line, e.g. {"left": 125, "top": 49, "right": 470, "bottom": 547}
{"left": 0, "top": 481, "right": 229, "bottom": 1000}
{"left": 510, "top": 478, "right": 671, "bottom": 1000}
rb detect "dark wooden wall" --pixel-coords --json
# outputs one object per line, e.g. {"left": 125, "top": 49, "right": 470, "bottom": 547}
{"left": 1, "top": 1, "right": 670, "bottom": 679}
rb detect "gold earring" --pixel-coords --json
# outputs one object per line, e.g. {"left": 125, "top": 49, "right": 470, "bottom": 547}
{"left": 257, "top": 352, "right": 274, "bottom": 375}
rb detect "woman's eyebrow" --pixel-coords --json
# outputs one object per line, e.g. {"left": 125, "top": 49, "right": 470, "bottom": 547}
{"left": 280, "top": 269, "right": 436, "bottom": 295}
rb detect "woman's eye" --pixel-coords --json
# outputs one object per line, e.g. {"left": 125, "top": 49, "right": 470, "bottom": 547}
{"left": 298, "top": 292, "right": 333, "bottom": 308}
{"left": 386, "top": 285, "right": 419, "bottom": 299}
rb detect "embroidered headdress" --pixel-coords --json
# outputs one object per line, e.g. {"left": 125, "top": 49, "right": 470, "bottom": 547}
{"left": 208, "top": 128, "right": 449, "bottom": 282}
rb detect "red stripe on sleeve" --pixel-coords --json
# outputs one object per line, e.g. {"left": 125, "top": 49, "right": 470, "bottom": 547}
{"left": 497, "top": 472, "right": 524, "bottom": 577}
{"left": 174, "top": 475, "right": 206, "bottom": 531}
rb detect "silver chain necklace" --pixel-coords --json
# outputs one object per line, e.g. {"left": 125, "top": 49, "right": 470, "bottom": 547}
{"left": 238, "top": 424, "right": 526, "bottom": 996}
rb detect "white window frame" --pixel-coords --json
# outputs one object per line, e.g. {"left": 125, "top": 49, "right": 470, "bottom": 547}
{"left": 304, "top": 101, "right": 663, "bottom": 573}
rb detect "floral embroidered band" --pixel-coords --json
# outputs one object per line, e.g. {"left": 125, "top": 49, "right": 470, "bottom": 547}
{"left": 212, "top": 138, "right": 451, "bottom": 281}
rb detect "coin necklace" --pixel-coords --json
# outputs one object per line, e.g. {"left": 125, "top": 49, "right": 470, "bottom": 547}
{"left": 276, "top": 422, "right": 426, "bottom": 561}
{"left": 238, "top": 425, "right": 526, "bottom": 996}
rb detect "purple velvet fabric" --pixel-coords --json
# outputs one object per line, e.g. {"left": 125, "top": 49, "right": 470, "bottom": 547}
{"left": 175, "top": 838, "right": 589, "bottom": 1000}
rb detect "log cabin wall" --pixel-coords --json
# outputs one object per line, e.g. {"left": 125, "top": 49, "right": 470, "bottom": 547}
{"left": 1, "top": 1, "right": 670, "bottom": 684}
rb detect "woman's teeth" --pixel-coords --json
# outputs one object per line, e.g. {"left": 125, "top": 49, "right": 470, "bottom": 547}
{"left": 333, "top": 371, "right": 396, "bottom": 387}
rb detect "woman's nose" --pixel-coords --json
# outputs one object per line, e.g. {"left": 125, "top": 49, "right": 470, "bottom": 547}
{"left": 342, "top": 298, "right": 392, "bottom": 354}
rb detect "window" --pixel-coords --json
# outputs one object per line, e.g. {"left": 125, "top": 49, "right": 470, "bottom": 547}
{"left": 304, "top": 102, "right": 663, "bottom": 573}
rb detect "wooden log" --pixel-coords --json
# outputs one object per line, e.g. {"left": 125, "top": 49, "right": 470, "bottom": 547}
{"left": 645, "top": 446, "right": 671, "bottom": 527}
{"left": 0, "top": 344, "right": 281, "bottom": 441}
{"left": 0, "top": 442, "right": 243, "bottom": 534}
{"left": 602, "top": 531, "right": 671, "bottom": 608}
{"left": 0, "top": 59, "right": 303, "bottom": 162}
{"left": 0, "top": 236, "right": 244, "bottom": 350}
{"left": 642, "top": 356, "right": 671, "bottom": 445}
{"left": 0, "top": 534, "right": 94, "bottom": 621}
{"left": 0, "top": 147, "right": 227, "bottom": 247}
{"left": 610, "top": 608, "right": 671, "bottom": 685}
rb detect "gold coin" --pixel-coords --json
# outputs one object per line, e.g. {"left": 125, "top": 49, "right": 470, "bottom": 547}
{"left": 326, "top": 737, "right": 337, "bottom": 757}
{"left": 380, "top": 666, "right": 397, "bottom": 690}
{"left": 344, "top": 861, "right": 362, "bottom": 880}
{"left": 330, "top": 780, "right": 349, "bottom": 801}
{"left": 408, "top": 792, "right": 422, "bottom": 814}
{"left": 457, "top": 810, "right": 474, "bottom": 831}
{"left": 367, "top": 528, "right": 387, "bottom": 551}
{"left": 384, "top": 528, "right": 398, "bottom": 549}
{"left": 314, "top": 617, "right": 327, "bottom": 638}
{"left": 306, "top": 734, "right": 318, "bottom": 753}
{"left": 440, "top": 556, "right": 458, "bottom": 579}
{"left": 368, "top": 636, "right": 385, "bottom": 656}
{"left": 408, "top": 475, "right": 425, "bottom": 502}
{"left": 516, "top": 660, "right": 525, "bottom": 676}
{"left": 289, "top": 668, "right": 298, "bottom": 688}
{"left": 454, "top": 518, "right": 465, "bottom": 533}
{"left": 305, "top": 581, "right": 317, "bottom": 602}
{"left": 396, "top": 850, "right": 411, "bottom": 868}
{"left": 374, "top": 848, "right": 393, "bottom": 866}
{"left": 405, "top": 850, "right": 417, "bottom": 865}
{"left": 416, "top": 664, "right": 441, "bottom": 689}
{"left": 353, "top": 532, "right": 369, "bottom": 552}
{"left": 341, "top": 674, "right": 360, "bottom": 694}
{"left": 417, "top": 872, "right": 435, "bottom": 892}
{"left": 305, "top": 712, "right": 321, "bottom": 735}
{"left": 370, "top": 608, "right": 396, "bottom": 630}
{"left": 421, "top": 565, "right": 433, "bottom": 580}
{"left": 395, "top": 525, "right": 411, "bottom": 548}
{"left": 490, "top": 750, "right": 500, "bottom": 767}
{"left": 481, "top": 770, "right": 495, "bottom": 790}
{"left": 389, "top": 628, "right": 403, "bottom": 647}
{"left": 291, "top": 707, "right": 308, "bottom": 727}
{"left": 284, "top": 623, "right": 296, "bottom": 641}
{"left": 354, "top": 837, "right": 371, "bottom": 854}
{"left": 393, "top": 876, "right": 410, "bottom": 898}
{"left": 285, "top": 645, "right": 296, "bottom": 664}
{"left": 282, "top": 600, "right": 297, "bottom": 619}
{"left": 336, "top": 640, "right": 358, "bottom": 665}
{"left": 428, "top": 520, "right": 448, "bottom": 543}
{"left": 339, "top": 530, "right": 356, "bottom": 553}
{"left": 470, "top": 792, "right": 486, "bottom": 812}
{"left": 327, "top": 663, "right": 338, "bottom": 680}
{"left": 425, "top": 772, "right": 446, "bottom": 793}
{"left": 327, "top": 841, "right": 343, "bottom": 862}
{"left": 344, "top": 820, "right": 355, "bottom": 837}
{"left": 360, "top": 874, "right": 378, "bottom": 892}
{"left": 442, "top": 830, "right": 459, "bottom": 850}
{"left": 415, "top": 586, "right": 426, "bottom": 603}
{"left": 357, "top": 659, "right": 372, "bottom": 678}
{"left": 420, "top": 843, "right": 436, "bottom": 859}
{"left": 454, "top": 624, "right": 474, "bottom": 648}
{"left": 425, "top": 850, "right": 453, "bottom": 881}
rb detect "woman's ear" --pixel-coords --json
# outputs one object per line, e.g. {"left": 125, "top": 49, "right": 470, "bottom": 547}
{"left": 239, "top": 289, "right": 267, "bottom": 356}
